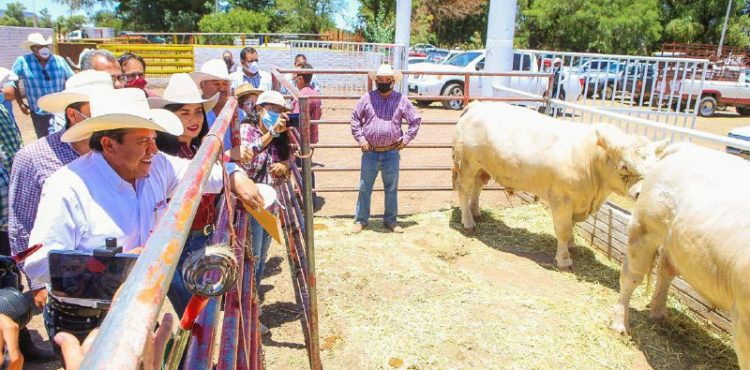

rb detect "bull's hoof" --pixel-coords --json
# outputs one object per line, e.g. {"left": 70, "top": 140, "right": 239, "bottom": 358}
{"left": 472, "top": 213, "right": 481, "bottom": 222}
{"left": 609, "top": 321, "right": 628, "bottom": 335}
{"left": 463, "top": 226, "right": 476, "bottom": 233}
{"left": 555, "top": 258, "right": 574, "bottom": 272}
{"left": 649, "top": 310, "right": 668, "bottom": 322}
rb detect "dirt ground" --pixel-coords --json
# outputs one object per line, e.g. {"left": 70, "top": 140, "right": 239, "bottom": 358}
{"left": 12, "top": 94, "right": 748, "bottom": 369}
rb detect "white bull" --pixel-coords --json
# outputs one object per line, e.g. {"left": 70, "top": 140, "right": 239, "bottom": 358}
{"left": 452, "top": 102, "right": 665, "bottom": 269}
{"left": 611, "top": 144, "right": 750, "bottom": 369}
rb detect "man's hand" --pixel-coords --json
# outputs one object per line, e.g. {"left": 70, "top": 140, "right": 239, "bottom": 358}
{"left": 230, "top": 172, "right": 264, "bottom": 210}
{"left": 360, "top": 142, "right": 371, "bottom": 152}
{"left": 17, "top": 102, "right": 29, "bottom": 115}
{"left": 31, "top": 288, "right": 47, "bottom": 310}
{"left": 227, "top": 145, "right": 253, "bottom": 164}
{"left": 397, "top": 140, "right": 407, "bottom": 150}
{"left": 0, "top": 314, "right": 23, "bottom": 370}
{"left": 269, "top": 162, "right": 289, "bottom": 177}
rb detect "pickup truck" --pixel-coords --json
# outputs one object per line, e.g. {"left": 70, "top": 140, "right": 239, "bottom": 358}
{"left": 679, "top": 69, "right": 750, "bottom": 117}
{"left": 407, "top": 49, "right": 582, "bottom": 110}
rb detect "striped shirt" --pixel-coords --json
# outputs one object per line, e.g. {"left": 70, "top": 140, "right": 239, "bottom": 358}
{"left": 0, "top": 164, "right": 8, "bottom": 232}
{"left": 12, "top": 54, "right": 73, "bottom": 115}
{"left": 350, "top": 91, "right": 421, "bottom": 148}
{"left": 8, "top": 130, "right": 79, "bottom": 289}
{"left": 0, "top": 105, "right": 22, "bottom": 170}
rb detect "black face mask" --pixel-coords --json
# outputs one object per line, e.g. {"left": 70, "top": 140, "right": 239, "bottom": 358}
{"left": 376, "top": 82, "right": 392, "bottom": 93}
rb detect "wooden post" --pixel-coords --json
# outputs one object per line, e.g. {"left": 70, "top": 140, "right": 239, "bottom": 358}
{"left": 463, "top": 72, "right": 470, "bottom": 107}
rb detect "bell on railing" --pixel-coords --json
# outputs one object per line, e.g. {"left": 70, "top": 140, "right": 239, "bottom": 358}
{"left": 181, "top": 244, "right": 238, "bottom": 296}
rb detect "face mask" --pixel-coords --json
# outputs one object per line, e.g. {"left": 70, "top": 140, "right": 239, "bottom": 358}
{"left": 125, "top": 76, "right": 148, "bottom": 90}
{"left": 37, "top": 47, "right": 50, "bottom": 59}
{"left": 245, "top": 61, "right": 259, "bottom": 75}
{"left": 261, "top": 110, "right": 279, "bottom": 131}
{"left": 376, "top": 82, "right": 392, "bottom": 93}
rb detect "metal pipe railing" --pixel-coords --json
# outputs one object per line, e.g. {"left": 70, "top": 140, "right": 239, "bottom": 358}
{"left": 79, "top": 99, "right": 239, "bottom": 369}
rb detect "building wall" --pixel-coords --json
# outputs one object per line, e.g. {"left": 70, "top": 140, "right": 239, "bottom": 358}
{"left": 0, "top": 26, "right": 54, "bottom": 69}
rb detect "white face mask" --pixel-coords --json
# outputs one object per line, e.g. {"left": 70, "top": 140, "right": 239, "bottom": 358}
{"left": 37, "top": 47, "right": 50, "bottom": 59}
{"left": 246, "top": 61, "right": 259, "bottom": 75}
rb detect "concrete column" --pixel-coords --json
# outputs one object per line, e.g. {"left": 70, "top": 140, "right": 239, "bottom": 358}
{"left": 394, "top": 0, "right": 412, "bottom": 94}
{"left": 482, "top": 0, "right": 517, "bottom": 97}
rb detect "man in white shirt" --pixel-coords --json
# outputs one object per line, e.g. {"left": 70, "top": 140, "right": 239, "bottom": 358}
{"left": 192, "top": 58, "right": 246, "bottom": 149}
{"left": 23, "top": 88, "right": 262, "bottom": 354}
{"left": 229, "top": 47, "right": 272, "bottom": 91}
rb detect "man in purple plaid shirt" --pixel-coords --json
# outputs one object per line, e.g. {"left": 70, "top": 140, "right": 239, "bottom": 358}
{"left": 350, "top": 64, "right": 421, "bottom": 234}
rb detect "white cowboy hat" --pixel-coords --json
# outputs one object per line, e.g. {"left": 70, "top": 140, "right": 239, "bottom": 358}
{"left": 367, "top": 64, "right": 402, "bottom": 84}
{"left": 256, "top": 90, "right": 290, "bottom": 111}
{"left": 37, "top": 70, "right": 114, "bottom": 113}
{"left": 552, "top": 57, "right": 563, "bottom": 65}
{"left": 190, "top": 59, "right": 231, "bottom": 84}
{"left": 22, "top": 33, "right": 53, "bottom": 49}
{"left": 62, "top": 88, "right": 183, "bottom": 143}
{"left": 0, "top": 67, "right": 16, "bottom": 87}
{"left": 148, "top": 73, "right": 219, "bottom": 112}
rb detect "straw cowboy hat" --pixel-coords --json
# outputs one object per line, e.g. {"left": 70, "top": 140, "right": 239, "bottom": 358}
{"left": 148, "top": 73, "right": 219, "bottom": 112}
{"left": 190, "top": 59, "right": 231, "bottom": 84}
{"left": 62, "top": 88, "right": 183, "bottom": 143}
{"left": 22, "top": 33, "right": 53, "bottom": 49}
{"left": 368, "top": 64, "right": 402, "bottom": 84}
{"left": 234, "top": 83, "right": 264, "bottom": 99}
{"left": 256, "top": 90, "right": 290, "bottom": 111}
{"left": 37, "top": 70, "right": 114, "bottom": 113}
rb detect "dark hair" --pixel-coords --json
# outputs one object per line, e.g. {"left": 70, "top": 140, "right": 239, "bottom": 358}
{"left": 294, "top": 54, "right": 307, "bottom": 63}
{"left": 222, "top": 50, "right": 233, "bottom": 58}
{"left": 118, "top": 52, "right": 146, "bottom": 70}
{"left": 240, "top": 47, "right": 257, "bottom": 62}
{"left": 89, "top": 129, "right": 128, "bottom": 152}
{"left": 249, "top": 108, "right": 291, "bottom": 161}
{"left": 64, "top": 101, "right": 85, "bottom": 129}
{"left": 298, "top": 62, "right": 313, "bottom": 84}
{"left": 155, "top": 103, "right": 209, "bottom": 156}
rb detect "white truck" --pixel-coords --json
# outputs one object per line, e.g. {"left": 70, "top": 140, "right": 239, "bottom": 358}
{"left": 67, "top": 27, "right": 115, "bottom": 41}
{"left": 679, "top": 69, "right": 750, "bottom": 117}
{"left": 407, "top": 49, "right": 582, "bottom": 110}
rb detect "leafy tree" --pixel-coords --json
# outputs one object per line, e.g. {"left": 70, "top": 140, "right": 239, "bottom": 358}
{"left": 358, "top": 0, "right": 396, "bottom": 43}
{"left": 91, "top": 10, "right": 123, "bottom": 34}
{"left": 226, "top": 0, "right": 274, "bottom": 12}
{"left": 270, "top": 0, "right": 339, "bottom": 34}
{"left": 0, "top": 2, "right": 29, "bottom": 26}
{"left": 54, "top": 15, "right": 88, "bottom": 35}
{"left": 53, "top": 0, "right": 99, "bottom": 16}
{"left": 198, "top": 8, "right": 270, "bottom": 43}
{"left": 659, "top": 0, "right": 750, "bottom": 47}
{"left": 117, "top": 0, "right": 210, "bottom": 32}
{"left": 39, "top": 8, "right": 54, "bottom": 28}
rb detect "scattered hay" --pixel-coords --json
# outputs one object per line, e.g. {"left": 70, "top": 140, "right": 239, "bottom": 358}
{"left": 307, "top": 204, "right": 737, "bottom": 369}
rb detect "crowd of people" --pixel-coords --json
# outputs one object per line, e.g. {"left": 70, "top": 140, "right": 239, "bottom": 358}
{"left": 0, "top": 32, "right": 421, "bottom": 368}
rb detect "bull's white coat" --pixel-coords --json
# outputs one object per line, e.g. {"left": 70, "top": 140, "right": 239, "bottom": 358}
{"left": 611, "top": 143, "right": 750, "bottom": 368}
{"left": 452, "top": 102, "right": 664, "bottom": 268}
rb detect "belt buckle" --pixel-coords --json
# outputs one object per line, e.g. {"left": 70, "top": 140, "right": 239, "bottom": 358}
{"left": 202, "top": 224, "right": 214, "bottom": 236}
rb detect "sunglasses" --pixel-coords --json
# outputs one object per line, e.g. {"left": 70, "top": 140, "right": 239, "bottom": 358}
{"left": 41, "top": 69, "right": 50, "bottom": 81}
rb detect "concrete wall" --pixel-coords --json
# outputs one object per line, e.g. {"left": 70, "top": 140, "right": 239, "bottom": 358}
{"left": 194, "top": 46, "right": 391, "bottom": 91}
{"left": 0, "top": 26, "right": 54, "bottom": 69}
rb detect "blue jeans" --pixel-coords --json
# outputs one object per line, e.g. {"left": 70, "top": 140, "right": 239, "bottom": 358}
{"left": 167, "top": 231, "right": 211, "bottom": 316}
{"left": 250, "top": 216, "right": 273, "bottom": 289}
{"left": 355, "top": 149, "right": 400, "bottom": 226}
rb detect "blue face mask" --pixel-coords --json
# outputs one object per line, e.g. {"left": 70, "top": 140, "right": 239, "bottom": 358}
{"left": 261, "top": 110, "right": 279, "bottom": 131}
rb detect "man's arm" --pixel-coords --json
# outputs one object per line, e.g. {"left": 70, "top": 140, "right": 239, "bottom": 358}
{"left": 350, "top": 97, "right": 368, "bottom": 146}
{"left": 400, "top": 98, "right": 422, "bottom": 146}
{"left": 24, "top": 185, "right": 82, "bottom": 284}
{"left": 7, "top": 152, "right": 44, "bottom": 290}
{"left": 60, "top": 56, "right": 74, "bottom": 79}
{"left": 10, "top": 58, "right": 29, "bottom": 115}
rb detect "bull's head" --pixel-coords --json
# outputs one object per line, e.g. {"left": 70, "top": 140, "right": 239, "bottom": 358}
{"left": 596, "top": 125, "right": 669, "bottom": 199}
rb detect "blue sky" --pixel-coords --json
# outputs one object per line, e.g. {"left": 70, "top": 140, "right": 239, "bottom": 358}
{"left": 0, "top": 0, "right": 360, "bottom": 30}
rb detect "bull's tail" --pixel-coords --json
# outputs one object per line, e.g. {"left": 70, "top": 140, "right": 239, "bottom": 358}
{"left": 643, "top": 249, "right": 659, "bottom": 297}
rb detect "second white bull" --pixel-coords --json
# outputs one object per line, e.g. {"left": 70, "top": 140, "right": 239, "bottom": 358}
{"left": 452, "top": 102, "right": 666, "bottom": 269}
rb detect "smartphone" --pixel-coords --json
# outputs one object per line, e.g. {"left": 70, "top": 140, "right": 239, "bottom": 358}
{"left": 48, "top": 250, "right": 138, "bottom": 307}
{"left": 286, "top": 113, "right": 300, "bottom": 129}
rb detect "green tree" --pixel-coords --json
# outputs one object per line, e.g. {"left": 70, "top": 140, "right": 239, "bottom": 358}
{"left": 227, "top": 0, "right": 274, "bottom": 12}
{"left": 358, "top": 0, "right": 396, "bottom": 43}
{"left": 91, "top": 10, "right": 123, "bottom": 34}
{"left": 117, "top": 0, "right": 210, "bottom": 32}
{"left": 271, "top": 0, "right": 339, "bottom": 34}
{"left": 39, "top": 8, "right": 54, "bottom": 28}
{"left": 198, "top": 8, "right": 271, "bottom": 43}
{"left": 0, "top": 2, "right": 29, "bottom": 26}
{"left": 53, "top": 0, "right": 99, "bottom": 16}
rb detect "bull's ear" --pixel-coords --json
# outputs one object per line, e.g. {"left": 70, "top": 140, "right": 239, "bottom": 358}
{"left": 652, "top": 139, "right": 670, "bottom": 157}
{"left": 595, "top": 125, "right": 616, "bottom": 149}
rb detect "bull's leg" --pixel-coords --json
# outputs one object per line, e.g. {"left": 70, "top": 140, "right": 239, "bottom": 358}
{"left": 470, "top": 171, "right": 490, "bottom": 222}
{"left": 732, "top": 304, "right": 750, "bottom": 369}
{"left": 648, "top": 254, "right": 676, "bottom": 321}
{"left": 457, "top": 165, "right": 480, "bottom": 231}
{"left": 611, "top": 218, "right": 660, "bottom": 335}
{"left": 550, "top": 205, "right": 574, "bottom": 270}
